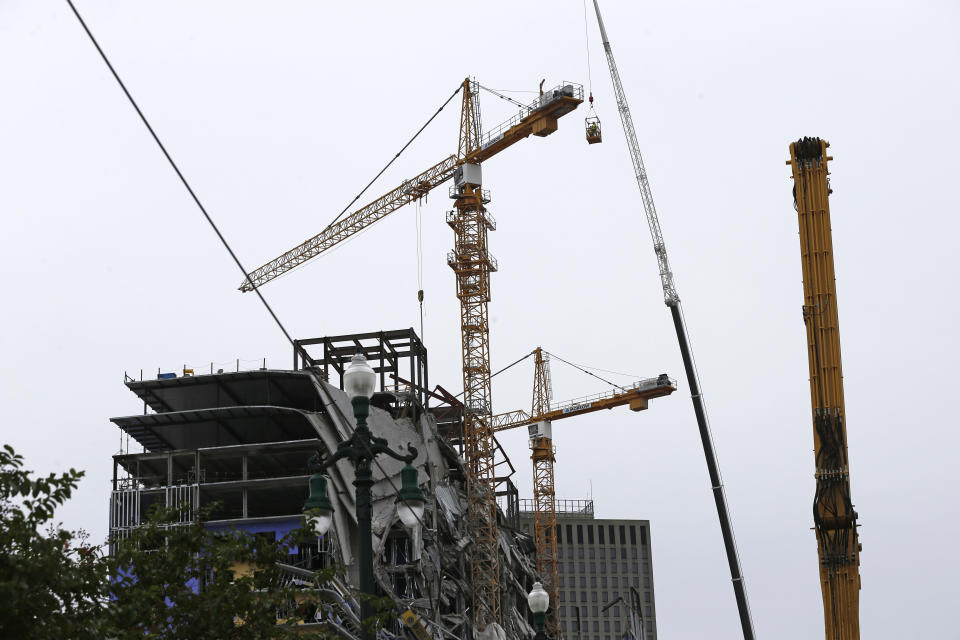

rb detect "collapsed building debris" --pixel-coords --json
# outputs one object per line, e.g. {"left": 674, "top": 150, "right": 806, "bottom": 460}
{"left": 110, "top": 329, "right": 540, "bottom": 639}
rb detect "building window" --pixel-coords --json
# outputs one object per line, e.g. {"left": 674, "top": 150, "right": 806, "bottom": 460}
{"left": 577, "top": 525, "right": 584, "bottom": 544}
{"left": 590, "top": 576, "right": 597, "bottom": 588}
{"left": 569, "top": 562, "right": 575, "bottom": 573}
{"left": 644, "top": 576, "right": 650, "bottom": 588}
{"left": 630, "top": 525, "right": 636, "bottom": 545}
{"left": 593, "top": 621, "right": 599, "bottom": 632}
{"left": 384, "top": 535, "right": 410, "bottom": 566}
{"left": 619, "top": 525, "right": 626, "bottom": 545}
{"left": 598, "top": 525, "right": 605, "bottom": 544}
{"left": 633, "top": 577, "right": 640, "bottom": 588}
{"left": 588, "top": 526, "right": 594, "bottom": 544}
{"left": 592, "top": 605, "right": 599, "bottom": 617}
{"left": 632, "top": 547, "right": 638, "bottom": 559}
{"left": 622, "top": 562, "right": 628, "bottom": 573}
{"left": 579, "top": 562, "right": 586, "bottom": 573}
{"left": 557, "top": 524, "right": 562, "bottom": 544}
{"left": 645, "top": 591, "right": 651, "bottom": 602}
{"left": 615, "top": 620, "right": 621, "bottom": 633}
{"left": 581, "top": 591, "right": 587, "bottom": 603}
{"left": 611, "top": 562, "right": 617, "bottom": 574}
{"left": 579, "top": 547, "right": 585, "bottom": 559}
{"left": 604, "top": 620, "right": 611, "bottom": 632}
{"left": 591, "top": 592, "right": 598, "bottom": 603}
{"left": 580, "top": 576, "right": 586, "bottom": 588}
{"left": 559, "top": 591, "right": 565, "bottom": 602}
{"left": 601, "top": 576, "right": 607, "bottom": 588}
{"left": 646, "top": 605, "right": 652, "bottom": 617}
{"left": 561, "top": 621, "right": 567, "bottom": 633}
{"left": 602, "top": 591, "right": 608, "bottom": 601}
{"left": 620, "top": 548, "right": 627, "bottom": 560}
{"left": 643, "top": 547, "right": 649, "bottom": 560}
{"left": 632, "top": 562, "right": 639, "bottom": 573}
{"left": 589, "top": 547, "right": 595, "bottom": 559}
{"left": 570, "top": 591, "right": 576, "bottom": 602}
{"left": 608, "top": 525, "right": 615, "bottom": 542}
{"left": 640, "top": 525, "right": 647, "bottom": 545}
{"left": 567, "top": 524, "right": 573, "bottom": 543}
{"left": 559, "top": 576, "right": 565, "bottom": 587}
{"left": 590, "top": 562, "right": 596, "bottom": 572}
{"left": 644, "top": 562, "right": 650, "bottom": 574}
{"left": 611, "top": 577, "right": 618, "bottom": 587}
{"left": 559, "top": 606, "right": 566, "bottom": 617}
{"left": 599, "top": 547, "right": 606, "bottom": 559}
{"left": 613, "top": 605, "right": 620, "bottom": 618}
{"left": 558, "top": 546, "right": 564, "bottom": 559}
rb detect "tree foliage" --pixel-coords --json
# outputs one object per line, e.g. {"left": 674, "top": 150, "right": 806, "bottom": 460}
{"left": 0, "top": 444, "right": 108, "bottom": 639}
{"left": 0, "top": 445, "right": 350, "bottom": 639}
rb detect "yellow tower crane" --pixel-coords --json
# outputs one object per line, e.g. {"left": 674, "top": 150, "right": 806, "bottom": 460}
{"left": 239, "top": 78, "right": 583, "bottom": 631}
{"left": 788, "top": 137, "right": 861, "bottom": 639}
{"left": 491, "top": 348, "right": 676, "bottom": 638}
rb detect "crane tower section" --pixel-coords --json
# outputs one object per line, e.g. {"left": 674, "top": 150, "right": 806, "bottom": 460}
{"left": 529, "top": 348, "right": 560, "bottom": 639}
{"left": 448, "top": 79, "right": 500, "bottom": 628}
{"left": 788, "top": 137, "right": 861, "bottom": 640}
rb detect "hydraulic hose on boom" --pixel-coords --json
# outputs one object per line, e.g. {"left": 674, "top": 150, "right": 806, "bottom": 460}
{"left": 591, "top": 2, "right": 757, "bottom": 638}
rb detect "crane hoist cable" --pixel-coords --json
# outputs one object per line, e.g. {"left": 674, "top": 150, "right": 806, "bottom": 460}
{"left": 415, "top": 199, "right": 425, "bottom": 342}
{"left": 582, "top": 0, "right": 602, "bottom": 143}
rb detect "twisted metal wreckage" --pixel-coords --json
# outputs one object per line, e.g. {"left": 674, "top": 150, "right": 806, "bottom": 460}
{"left": 293, "top": 379, "right": 540, "bottom": 639}
{"left": 110, "top": 332, "right": 539, "bottom": 640}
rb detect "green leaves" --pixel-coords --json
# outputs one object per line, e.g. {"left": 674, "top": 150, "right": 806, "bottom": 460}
{"left": 0, "top": 445, "right": 345, "bottom": 639}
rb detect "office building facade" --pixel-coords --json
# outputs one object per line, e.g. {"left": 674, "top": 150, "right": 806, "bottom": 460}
{"left": 520, "top": 499, "right": 657, "bottom": 640}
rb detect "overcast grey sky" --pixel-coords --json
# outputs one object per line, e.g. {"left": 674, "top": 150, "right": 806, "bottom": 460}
{"left": 2, "top": 1, "right": 959, "bottom": 637}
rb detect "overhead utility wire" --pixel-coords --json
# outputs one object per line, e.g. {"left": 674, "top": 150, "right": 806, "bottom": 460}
{"left": 65, "top": 1, "right": 430, "bottom": 534}
{"left": 65, "top": 0, "right": 296, "bottom": 348}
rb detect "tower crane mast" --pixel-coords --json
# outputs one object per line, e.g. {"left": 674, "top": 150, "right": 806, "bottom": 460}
{"left": 591, "top": 2, "right": 756, "bottom": 637}
{"left": 788, "top": 137, "right": 861, "bottom": 639}
{"left": 239, "top": 78, "right": 583, "bottom": 632}
{"left": 492, "top": 348, "right": 676, "bottom": 639}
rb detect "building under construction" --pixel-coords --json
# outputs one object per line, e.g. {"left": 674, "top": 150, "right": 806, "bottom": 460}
{"left": 109, "top": 329, "right": 543, "bottom": 640}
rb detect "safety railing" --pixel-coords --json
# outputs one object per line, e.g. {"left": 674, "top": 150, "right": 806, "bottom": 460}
{"left": 518, "top": 498, "right": 594, "bottom": 516}
{"left": 477, "top": 82, "right": 584, "bottom": 152}
{"left": 551, "top": 375, "right": 675, "bottom": 415}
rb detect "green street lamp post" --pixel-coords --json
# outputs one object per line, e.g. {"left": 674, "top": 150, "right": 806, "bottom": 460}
{"left": 528, "top": 581, "right": 550, "bottom": 640}
{"left": 303, "top": 352, "right": 426, "bottom": 640}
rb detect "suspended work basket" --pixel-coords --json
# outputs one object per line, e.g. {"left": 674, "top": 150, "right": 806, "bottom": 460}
{"left": 585, "top": 116, "right": 602, "bottom": 144}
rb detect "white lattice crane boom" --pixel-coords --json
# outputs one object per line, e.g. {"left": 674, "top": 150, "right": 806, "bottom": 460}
{"left": 591, "top": 2, "right": 756, "bottom": 637}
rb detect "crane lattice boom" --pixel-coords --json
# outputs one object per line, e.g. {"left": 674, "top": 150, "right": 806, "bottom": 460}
{"left": 591, "top": 2, "right": 756, "bottom": 637}
{"left": 240, "top": 82, "right": 582, "bottom": 292}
